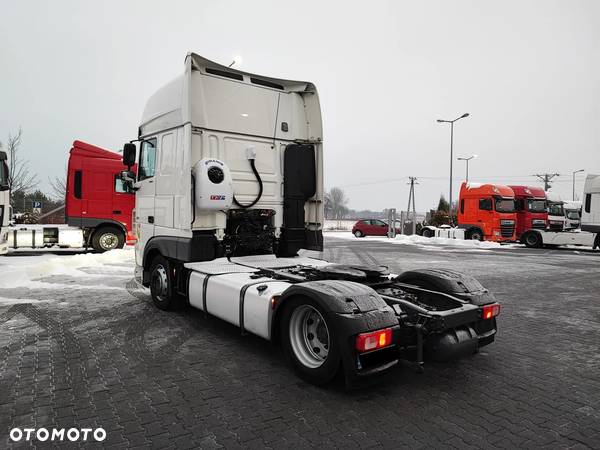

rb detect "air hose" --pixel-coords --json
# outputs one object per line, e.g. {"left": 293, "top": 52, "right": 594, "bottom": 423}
{"left": 233, "top": 157, "right": 263, "bottom": 208}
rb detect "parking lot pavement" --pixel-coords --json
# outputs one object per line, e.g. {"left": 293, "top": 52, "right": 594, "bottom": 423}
{"left": 1, "top": 237, "right": 600, "bottom": 448}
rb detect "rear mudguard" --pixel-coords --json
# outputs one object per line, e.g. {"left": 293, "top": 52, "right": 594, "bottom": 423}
{"left": 274, "top": 280, "right": 399, "bottom": 379}
{"left": 395, "top": 268, "right": 496, "bottom": 306}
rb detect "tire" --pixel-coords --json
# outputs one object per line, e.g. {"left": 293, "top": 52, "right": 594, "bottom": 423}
{"left": 91, "top": 226, "right": 125, "bottom": 252}
{"left": 149, "top": 255, "right": 177, "bottom": 310}
{"left": 467, "top": 228, "right": 483, "bottom": 241}
{"left": 422, "top": 228, "right": 434, "bottom": 238}
{"left": 280, "top": 297, "right": 341, "bottom": 385}
{"left": 522, "top": 231, "right": 543, "bottom": 249}
{"left": 354, "top": 230, "right": 364, "bottom": 238}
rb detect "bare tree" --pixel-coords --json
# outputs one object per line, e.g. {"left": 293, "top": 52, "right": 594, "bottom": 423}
{"left": 325, "top": 187, "right": 349, "bottom": 220}
{"left": 4, "top": 128, "right": 38, "bottom": 198}
{"left": 49, "top": 174, "right": 67, "bottom": 201}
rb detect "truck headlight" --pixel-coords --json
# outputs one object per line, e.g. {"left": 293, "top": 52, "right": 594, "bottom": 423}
{"left": 500, "top": 220, "right": 514, "bottom": 225}
{"left": 532, "top": 219, "right": 545, "bottom": 225}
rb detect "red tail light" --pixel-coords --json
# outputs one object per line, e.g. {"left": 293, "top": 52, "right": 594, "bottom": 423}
{"left": 355, "top": 328, "right": 393, "bottom": 353}
{"left": 482, "top": 303, "right": 501, "bottom": 320}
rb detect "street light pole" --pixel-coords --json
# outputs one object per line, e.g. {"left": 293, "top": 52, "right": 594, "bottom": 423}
{"left": 457, "top": 155, "right": 477, "bottom": 182}
{"left": 572, "top": 169, "right": 584, "bottom": 201}
{"left": 437, "top": 113, "right": 469, "bottom": 216}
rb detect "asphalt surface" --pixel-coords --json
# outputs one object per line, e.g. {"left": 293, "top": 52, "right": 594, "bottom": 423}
{"left": 1, "top": 236, "right": 600, "bottom": 449}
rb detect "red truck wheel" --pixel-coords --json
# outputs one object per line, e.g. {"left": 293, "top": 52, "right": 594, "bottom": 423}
{"left": 92, "top": 226, "right": 125, "bottom": 252}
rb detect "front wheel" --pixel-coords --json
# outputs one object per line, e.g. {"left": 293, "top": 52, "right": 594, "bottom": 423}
{"left": 467, "top": 229, "right": 483, "bottom": 241}
{"left": 280, "top": 297, "right": 341, "bottom": 385}
{"left": 522, "top": 231, "right": 543, "bottom": 248}
{"left": 149, "top": 255, "right": 178, "bottom": 310}
{"left": 354, "top": 230, "right": 364, "bottom": 238}
{"left": 422, "top": 228, "right": 434, "bottom": 238}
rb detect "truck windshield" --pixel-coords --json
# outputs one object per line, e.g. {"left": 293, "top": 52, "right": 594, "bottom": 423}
{"left": 527, "top": 199, "right": 546, "bottom": 213}
{"left": 548, "top": 203, "right": 564, "bottom": 216}
{"left": 495, "top": 198, "right": 515, "bottom": 213}
{"left": 566, "top": 210, "right": 580, "bottom": 220}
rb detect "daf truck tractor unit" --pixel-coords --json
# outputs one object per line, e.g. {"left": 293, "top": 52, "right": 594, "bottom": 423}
{"left": 422, "top": 182, "right": 516, "bottom": 242}
{"left": 0, "top": 150, "right": 9, "bottom": 255}
{"left": 7, "top": 141, "right": 136, "bottom": 252}
{"left": 119, "top": 53, "right": 501, "bottom": 386}
{"left": 520, "top": 175, "right": 599, "bottom": 249}
{"left": 508, "top": 185, "right": 547, "bottom": 241}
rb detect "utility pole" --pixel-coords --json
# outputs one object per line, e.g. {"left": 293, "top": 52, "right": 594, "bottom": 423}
{"left": 405, "top": 177, "right": 418, "bottom": 235}
{"left": 535, "top": 173, "right": 560, "bottom": 191}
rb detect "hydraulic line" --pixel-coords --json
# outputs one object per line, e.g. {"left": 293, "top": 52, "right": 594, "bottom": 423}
{"left": 233, "top": 158, "right": 263, "bottom": 208}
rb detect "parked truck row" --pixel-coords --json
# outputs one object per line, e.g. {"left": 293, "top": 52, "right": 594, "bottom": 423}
{"left": 421, "top": 179, "right": 599, "bottom": 249}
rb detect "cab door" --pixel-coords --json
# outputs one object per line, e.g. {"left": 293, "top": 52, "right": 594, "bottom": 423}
{"left": 134, "top": 138, "right": 157, "bottom": 266}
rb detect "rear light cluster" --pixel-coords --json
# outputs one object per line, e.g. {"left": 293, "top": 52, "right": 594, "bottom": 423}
{"left": 482, "top": 303, "right": 501, "bottom": 320}
{"left": 355, "top": 327, "right": 393, "bottom": 353}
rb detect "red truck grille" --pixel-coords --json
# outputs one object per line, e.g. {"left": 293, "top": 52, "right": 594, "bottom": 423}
{"left": 500, "top": 224, "right": 515, "bottom": 237}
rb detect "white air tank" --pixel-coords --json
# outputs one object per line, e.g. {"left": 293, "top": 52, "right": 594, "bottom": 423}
{"left": 193, "top": 158, "right": 233, "bottom": 210}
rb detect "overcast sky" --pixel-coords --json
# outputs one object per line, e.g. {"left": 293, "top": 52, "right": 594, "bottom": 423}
{"left": 1, "top": 0, "right": 599, "bottom": 211}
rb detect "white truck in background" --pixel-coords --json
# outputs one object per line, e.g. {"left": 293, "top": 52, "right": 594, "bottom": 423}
{"left": 520, "top": 175, "right": 600, "bottom": 249}
{"left": 545, "top": 191, "right": 566, "bottom": 231}
{"left": 117, "top": 53, "right": 501, "bottom": 386}
{"left": 0, "top": 150, "right": 9, "bottom": 255}
{"left": 563, "top": 200, "right": 582, "bottom": 229}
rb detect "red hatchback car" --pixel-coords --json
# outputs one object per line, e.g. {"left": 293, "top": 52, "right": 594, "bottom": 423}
{"left": 352, "top": 219, "right": 400, "bottom": 237}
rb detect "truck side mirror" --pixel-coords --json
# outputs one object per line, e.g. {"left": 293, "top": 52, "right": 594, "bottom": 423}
{"left": 123, "top": 143, "right": 136, "bottom": 168}
{"left": 120, "top": 170, "right": 138, "bottom": 192}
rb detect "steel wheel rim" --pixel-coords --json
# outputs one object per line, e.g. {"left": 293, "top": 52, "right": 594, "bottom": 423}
{"left": 99, "top": 233, "right": 118, "bottom": 250}
{"left": 151, "top": 264, "right": 169, "bottom": 302}
{"left": 526, "top": 234, "right": 538, "bottom": 246}
{"left": 289, "top": 305, "right": 330, "bottom": 369}
{"left": 354, "top": 231, "right": 362, "bottom": 237}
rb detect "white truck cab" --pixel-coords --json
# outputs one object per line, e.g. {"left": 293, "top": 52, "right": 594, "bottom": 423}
{"left": 545, "top": 191, "right": 565, "bottom": 231}
{"left": 123, "top": 53, "right": 324, "bottom": 283}
{"left": 0, "top": 150, "right": 10, "bottom": 255}
{"left": 563, "top": 200, "right": 582, "bottom": 229}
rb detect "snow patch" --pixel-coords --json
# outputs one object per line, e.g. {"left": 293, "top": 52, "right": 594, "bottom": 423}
{"left": 0, "top": 296, "right": 46, "bottom": 305}
{"left": 325, "top": 231, "right": 503, "bottom": 249}
{"left": 0, "top": 248, "right": 134, "bottom": 289}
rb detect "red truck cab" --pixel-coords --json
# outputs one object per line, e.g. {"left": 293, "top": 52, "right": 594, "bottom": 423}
{"left": 508, "top": 185, "right": 547, "bottom": 240}
{"left": 457, "top": 182, "right": 516, "bottom": 242}
{"left": 65, "top": 140, "right": 136, "bottom": 251}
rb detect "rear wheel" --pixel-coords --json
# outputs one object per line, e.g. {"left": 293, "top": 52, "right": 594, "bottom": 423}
{"left": 280, "top": 297, "right": 341, "bottom": 385}
{"left": 354, "top": 230, "right": 364, "bottom": 238}
{"left": 522, "top": 231, "right": 543, "bottom": 248}
{"left": 91, "top": 226, "right": 125, "bottom": 252}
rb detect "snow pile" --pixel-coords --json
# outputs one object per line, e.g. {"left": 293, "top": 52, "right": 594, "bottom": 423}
{"left": 325, "top": 231, "right": 502, "bottom": 249}
{"left": 0, "top": 248, "right": 135, "bottom": 289}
